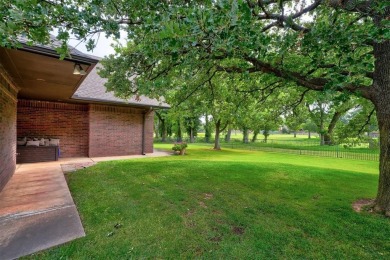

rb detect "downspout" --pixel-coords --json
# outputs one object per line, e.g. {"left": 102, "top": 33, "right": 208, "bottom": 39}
{"left": 141, "top": 108, "right": 153, "bottom": 155}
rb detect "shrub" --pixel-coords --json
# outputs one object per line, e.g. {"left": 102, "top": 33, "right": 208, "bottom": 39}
{"left": 172, "top": 142, "right": 188, "bottom": 155}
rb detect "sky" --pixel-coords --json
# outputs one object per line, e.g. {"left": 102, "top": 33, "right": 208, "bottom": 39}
{"left": 67, "top": 33, "right": 126, "bottom": 58}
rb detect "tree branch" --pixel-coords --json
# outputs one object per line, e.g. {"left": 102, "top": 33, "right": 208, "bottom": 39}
{"left": 357, "top": 108, "right": 376, "bottom": 136}
{"left": 257, "top": 0, "right": 322, "bottom": 32}
{"left": 217, "top": 56, "right": 373, "bottom": 100}
{"left": 175, "top": 68, "right": 217, "bottom": 107}
{"left": 288, "top": 88, "right": 311, "bottom": 112}
{"left": 234, "top": 80, "right": 282, "bottom": 93}
{"left": 243, "top": 56, "right": 373, "bottom": 99}
{"left": 328, "top": 0, "right": 375, "bottom": 15}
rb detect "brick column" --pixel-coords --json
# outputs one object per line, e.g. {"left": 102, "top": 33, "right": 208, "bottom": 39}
{"left": 0, "top": 67, "right": 18, "bottom": 192}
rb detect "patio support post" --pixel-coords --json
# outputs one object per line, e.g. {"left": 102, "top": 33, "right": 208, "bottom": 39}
{"left": 142, "top": 111, "right": 146, "bottom": 155}
{"left": 141, "top": 108, "right": 153, "bottom": 155}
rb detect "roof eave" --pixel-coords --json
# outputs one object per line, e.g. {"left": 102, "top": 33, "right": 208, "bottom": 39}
{"left": 71, "top": 95, "right": 171, "bottom": 109}
{"left": 18, "top": 44, "right": 99, "bottom": 65}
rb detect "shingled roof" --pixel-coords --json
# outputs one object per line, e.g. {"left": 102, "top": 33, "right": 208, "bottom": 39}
{"left": 72, "top": 64, "right": 170, "bottom": 108}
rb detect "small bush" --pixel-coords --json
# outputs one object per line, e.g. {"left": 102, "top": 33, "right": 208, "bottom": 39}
{"left": 172, "top": 142, "right": 188, "bottom": 155}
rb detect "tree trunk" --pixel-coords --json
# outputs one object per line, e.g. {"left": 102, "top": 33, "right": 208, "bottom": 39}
{"left": 320, "top": 133, "right": 325, "bottom": 146}
{"left": 167, "top": 124, "right": 172, "bottom": 137}
{"left": 154, "top": 120, "right": 159, "bottom": 139}
{"left": 325, "top": 110, "right": 344, "bottom": 145}
{"left": 251, "top": 130, "right": 259, "bottom": 142}
{"left": 177, "top": 120, "right": 182, "bottom": 142}
{"left": 308, "top": 131, "right": 311, "bottom": 139}
{"left": 318, "top": 108, "right": 325, "bottom": 145}
{"left": 374, "top": 104, "right": 390, "bottom": 216}
{"left": 242, "top": 127, "right": 249, "bottom": 143}
{"left": 324, "top": 133, "right": 331, "bottom": 145}
{"left": 371, "top": 39, "right": 390, "bottom": 215}
{"left": 293, "top": 131, "right": 297, "bottom": 138}
{"left": 155, "top": 111, "right": 167, "bottom": 142}
{"left": 190, "top": 128, "right": 194, "bottom": 143}
{"left": 318, "top": 103, "right": 325, "bottom": 146}
{"left": 161, "top": 119, "right": 167, "bottom": 142}
{"left": 214, "top": 119, "right": 221, "bottom": 150}
{"left": 263, "top": 129, "right": 269, "bottom": 143}
{"left": 225, "top": 128, "right": 232, "bottom": 142}
{"left": 205, "top": 113, "right": 211, "bottom": 143}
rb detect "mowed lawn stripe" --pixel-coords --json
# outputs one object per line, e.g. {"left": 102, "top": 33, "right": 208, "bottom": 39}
{"left": 25, "top": 147, "right": 389, "bottom": 259}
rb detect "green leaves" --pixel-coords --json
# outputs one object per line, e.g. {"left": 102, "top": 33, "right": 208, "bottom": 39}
{"left": 2, "top": 0, "right": 385, "bottom": 111}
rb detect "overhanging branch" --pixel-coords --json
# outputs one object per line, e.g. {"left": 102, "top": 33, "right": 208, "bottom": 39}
{"left": 254, "top": 0, "right": 322, "bottom": 32}
{"left": 216, "top": 56, "right": 373, "bottom": 100}
{"left": 357, "top": 108, "right": 376, "bottom": 136}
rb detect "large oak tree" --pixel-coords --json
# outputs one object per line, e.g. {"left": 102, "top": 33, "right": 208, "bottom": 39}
{"left": 1, "top": 0, "right": 390, "bottom": 214}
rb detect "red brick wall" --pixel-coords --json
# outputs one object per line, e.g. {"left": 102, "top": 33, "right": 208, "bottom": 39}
{"left": 17, "top": 100, "right": 89, "bottom": 158}
{"left": 16, "top": 101, "right": 154, "bottom": 159}
{"left": 89, "top": 104, "right": 154, "bottom": 157}
{"left": 144, "top": 110, "right": 154, "bottom": 153}
{"left": 0, "top": 68, "right": 18, "bottom": 192}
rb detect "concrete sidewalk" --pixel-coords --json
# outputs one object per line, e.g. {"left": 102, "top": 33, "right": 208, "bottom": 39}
{"left": 0, "top": 150, "right": 171, "bottom": 259}
{"left": 0, "top": 161, "right": 85, "bottom": 260}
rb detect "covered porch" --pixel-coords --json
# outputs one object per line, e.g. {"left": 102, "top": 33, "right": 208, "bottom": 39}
{"left": 0, "top": 37, "right": 99, "bottom": 192}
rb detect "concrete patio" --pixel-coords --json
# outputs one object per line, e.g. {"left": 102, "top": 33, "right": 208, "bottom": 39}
{"left": 0, "top": 150, "right": 171, "bottom": 259}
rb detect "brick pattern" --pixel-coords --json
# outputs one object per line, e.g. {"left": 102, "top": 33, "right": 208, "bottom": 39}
{"left": 17, "top": 100, "right": 89, "bottom": 158}
{"left": 0, "top": 68, "right": 17, "bottom": 192}
{"left": 16, "top": 101, "right": 154, "bottom": 159}
{"left": 89, "top": 104, "right": 153, "bottom": 157}
{"left": 144, "top": 111, "right": 155, "bottom": 153}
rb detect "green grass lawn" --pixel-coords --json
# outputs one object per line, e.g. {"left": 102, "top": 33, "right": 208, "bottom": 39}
{"left": 195, "top": 132, "right": 314, "bottom": 141}
{"left": 25, "top": 145, "right": 389, "bottom": 259}
{"left": 224, "top": 140, "right": 379, "bottom": 161}
{"left": 159, "top": 132, "right": 379, "bottom": 158}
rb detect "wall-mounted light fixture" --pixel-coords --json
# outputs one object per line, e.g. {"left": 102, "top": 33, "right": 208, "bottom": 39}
{"left": 73, "top": 64, "right": 86, "bottom": 75}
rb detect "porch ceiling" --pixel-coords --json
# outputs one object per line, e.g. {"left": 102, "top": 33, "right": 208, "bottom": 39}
{"left": 0, "top": 47, "right": 97, "bottom": 102}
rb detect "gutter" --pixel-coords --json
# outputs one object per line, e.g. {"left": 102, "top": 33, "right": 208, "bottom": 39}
{"left": 19, "top": 44, "right": 100, "bottom": 65}
{"left": 141, "top": 108, "right": 154, "bottom": 155}
{"left": 71, "top": 95, "right": 171, "bottom": 109}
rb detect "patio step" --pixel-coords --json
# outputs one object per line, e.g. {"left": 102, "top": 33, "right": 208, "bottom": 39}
{"left": 0, "top": 204, "right": 85, "bottom": 260}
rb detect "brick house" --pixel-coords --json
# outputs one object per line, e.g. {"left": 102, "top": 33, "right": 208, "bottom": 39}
{"left": 0, "top": 38, "right": 168, "bottom": 192}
